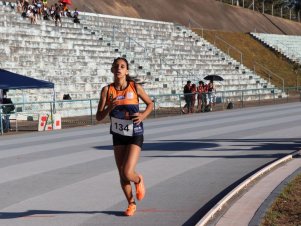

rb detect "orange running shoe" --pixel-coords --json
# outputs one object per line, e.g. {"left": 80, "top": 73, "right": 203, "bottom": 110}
{"left": 135, "top": 174, "right": 145, "bottom": 201}
{"left": 124, "top": 203, "right": 136, "bottom": 216}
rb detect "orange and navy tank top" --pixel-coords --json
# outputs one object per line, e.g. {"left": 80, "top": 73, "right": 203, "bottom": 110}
{"left": 107, "top": 81, "right": 143, "bottom": 136}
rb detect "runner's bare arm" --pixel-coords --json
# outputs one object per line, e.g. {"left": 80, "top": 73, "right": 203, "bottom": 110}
{"left": 96, "top": 86, "right": 114, "bottom": 121}
{"left": 133, "top": 84, "right": 153, "bottom": 124}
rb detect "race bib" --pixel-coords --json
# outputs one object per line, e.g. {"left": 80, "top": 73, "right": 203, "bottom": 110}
{"left": 111, "top": 117, "right": 134, "bottom": 136}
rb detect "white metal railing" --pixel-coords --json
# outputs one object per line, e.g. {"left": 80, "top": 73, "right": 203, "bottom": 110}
{"left": 253, "top": 61, "right": 285, "bottom": 92}
{"left": 214, "top": 35, "right": 243, "bottom": 64}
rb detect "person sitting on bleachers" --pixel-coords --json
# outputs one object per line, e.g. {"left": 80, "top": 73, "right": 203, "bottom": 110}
{"left": 26, "top": 6, "right": 37, "bottom": 24}
{"left": 65, "top": 9, "right": 72, "bottom": 18}
{"left": 50, "top": 4, "right": 55, "bottom": 20}
{"left": 43, "top": 6, "right": 50, "bottom": 20}
{"left": 16, "top": 0, "right": 23, "bottom": 13}
{"left": 32, "top": 4, "right": 38, "bottom": 22}
{"left": 8, "top": 2, "right": 15, "bottom": 10}
{"left": 73, "top": 8, "right": 80, "bottom": 23}
{"left": 73, "top": 8, "right": 79, "bottom": 17}
{"left": 62, "top": 3, "right": 68, "bottom": 16}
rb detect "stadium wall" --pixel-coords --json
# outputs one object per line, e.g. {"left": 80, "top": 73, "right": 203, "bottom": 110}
{"left": 7, "top": 0, "right": 300, "bottom": 34}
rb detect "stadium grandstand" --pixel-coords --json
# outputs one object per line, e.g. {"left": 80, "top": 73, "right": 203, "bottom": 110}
{"left": 251, "top": 32, "right": 301, "bottom": 64}
{"left": 0, "top": 0, "right": 301, "bottom": 121}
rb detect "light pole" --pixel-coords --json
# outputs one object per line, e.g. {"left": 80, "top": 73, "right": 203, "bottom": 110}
{"left": 281, "top": 7, "right": 283, "bottom": 17}
{"left": 272, "top": 3, "right": 274, "bottom": 16}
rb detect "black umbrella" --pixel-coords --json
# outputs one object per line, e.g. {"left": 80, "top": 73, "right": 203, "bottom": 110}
{"left": 204, "top": 74, "right": 224, "bottom": 81}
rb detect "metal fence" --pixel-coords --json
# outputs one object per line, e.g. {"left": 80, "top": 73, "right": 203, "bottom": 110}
{"left": 1, "top": 87, "right": 300, "bottom": 135}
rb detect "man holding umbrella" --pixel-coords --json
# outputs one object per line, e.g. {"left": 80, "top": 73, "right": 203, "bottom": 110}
{"left": 204, "top": 75, "right": 223, "bottom": 112}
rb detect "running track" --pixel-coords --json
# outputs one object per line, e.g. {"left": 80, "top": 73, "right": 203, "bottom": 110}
{"left": 0, "top": 102, "right": 300, "bottom": 226}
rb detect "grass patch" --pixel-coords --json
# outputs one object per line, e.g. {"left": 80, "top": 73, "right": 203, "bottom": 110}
{"left": 261, "top": 173, "right": 301, "bottom": 226}
{"left": 193, "top": 29, "right": 301, "bottom": 88}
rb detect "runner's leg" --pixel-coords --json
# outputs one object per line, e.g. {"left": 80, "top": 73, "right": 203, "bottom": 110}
{"left": 114, "top": 146, "right": 135, "bottom": 204}
{"left": 123, "top": 144, "right": 141, "bottom": 184}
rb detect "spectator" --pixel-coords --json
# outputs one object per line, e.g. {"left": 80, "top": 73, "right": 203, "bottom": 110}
{"left": 50, "top": 4, "right": 55, "bottom": 20}
{"left": 62, "top": 3, "right": 68, "bottom": 16}
{"left": 23, "top": 0, "right": 29, "bottom": 12}
{"left": 197, "top": 81, "right": 206, "bottom": 112}
{"left": 8, "top": 2, "right": 15, "bottom": 10}
{"left": 207, "top": 80, "right": 216, "bottom": 111}
{"left": 43, "top": 6, "right": 50, "bottom": 20}
{"left": 73, "top": 8, "right": 80, "bottom": 23}
{"left": 182, "top": 80, "right": 192, "bottom": 114}
{"left": 27, "top": 6, "right": 37, "bottom": 24}
{"left": 190, "top": 83, "right": 197, "bottom": 113}
{"left": 36, "top": 0, "right": 42, "bottom": 19}
{"left": 54, "top": 3, "right": 62, "bottom": 26}
{"left": 16, "top": 0, "right": 23, "bottom": 13}
{"left": 0, "top": 89, "right": 3, "bottom": 104}
{"left": 73, "top": 8, "right": 79, "bottom": 18}
{"left": 65, "top": 9, "right": 72, "bottom": 18}
{"left": 59, "top": 2, "right": 64, "bottom": 16}
{"left": 32, "top": 5, "right": 39, "bottom": 22}
{"left": 1, "top": 90, "right": 15, "bottom": 132}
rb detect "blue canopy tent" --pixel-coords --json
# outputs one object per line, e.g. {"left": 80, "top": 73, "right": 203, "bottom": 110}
{"left": 0, "top": 69, "right": 54, "bottom": 90}
{"left": 0, "top": 69, "right": 55, "bottom": 134}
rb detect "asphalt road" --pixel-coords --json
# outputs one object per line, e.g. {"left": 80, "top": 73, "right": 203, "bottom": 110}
{"left": 0, "top": 102, "right": 300, "bottom": 226}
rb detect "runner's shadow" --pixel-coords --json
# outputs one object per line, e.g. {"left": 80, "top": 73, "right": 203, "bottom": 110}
{"left": 0, "top": 210, "right": 124, "bottom": 219}
{"left": 94, "top": 141, "right": 218, "bottom": 151}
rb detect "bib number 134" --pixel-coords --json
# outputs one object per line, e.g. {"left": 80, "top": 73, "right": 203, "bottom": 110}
{"left": 111, "top": 117, "right": 133, "bottom": 136}
{"left": 114, "top": 123, "right": 129, "bottom": 132}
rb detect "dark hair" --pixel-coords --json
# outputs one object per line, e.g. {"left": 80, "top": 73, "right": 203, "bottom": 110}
{"left": 111, "top": 57, "right": 132, "bottom": 81}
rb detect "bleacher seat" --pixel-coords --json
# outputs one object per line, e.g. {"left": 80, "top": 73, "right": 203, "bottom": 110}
{"left": 251, "top": 32, "right": 301, "bottom": 64}
{"left": 0, "top": 5, "right": 285, "bottom": 116}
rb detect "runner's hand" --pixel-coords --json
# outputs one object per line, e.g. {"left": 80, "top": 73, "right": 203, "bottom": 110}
{"left": 108, "top": 97, "right": 118, "bottom": 111}
{"left": 131, "top": 113, "right": 142, "bottom": 125}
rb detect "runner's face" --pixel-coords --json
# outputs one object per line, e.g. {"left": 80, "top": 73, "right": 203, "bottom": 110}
{"left": 112, "top": 59, "right": 128, "bottom": 80}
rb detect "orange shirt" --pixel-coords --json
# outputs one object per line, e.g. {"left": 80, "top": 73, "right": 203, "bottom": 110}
{"left": 107, "top": 81, "right": 143, "bottom": 136}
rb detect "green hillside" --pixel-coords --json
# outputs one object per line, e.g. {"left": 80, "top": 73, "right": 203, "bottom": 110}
{"left": 193, "top": 29, "right": 301, "bottom": 88}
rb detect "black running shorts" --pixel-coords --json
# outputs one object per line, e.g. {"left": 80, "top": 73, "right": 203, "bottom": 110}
{"left": 112, "top": 134, "right": 144, "bottom": 148}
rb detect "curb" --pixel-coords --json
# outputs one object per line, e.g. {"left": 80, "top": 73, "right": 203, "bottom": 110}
{"left": 195, "top": 150, "right": 301, "bottom": 226}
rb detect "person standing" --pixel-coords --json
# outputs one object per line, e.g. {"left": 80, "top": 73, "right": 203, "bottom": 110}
{"left": 190, "top": 83, "right": 197, "bottom": 113}
{"left": 54, "top": 3, "right": 62, "bottom": 26}
{"left": 207, "top": 80, "right": 215, "bottom": 111}
{"left": 96, "top": 57, "right": 153, "bottom": 216}
{"left": 1, "top": 90, "right": 14, "bottom": 132}
{"left": 197, "top": 81, "right": 205, "bottom": 112}
{"left": 182, "top": 80, "right": 192, "bottom": 114}
{"left": 0, "top": 89, "right": 3, "bottom": 105}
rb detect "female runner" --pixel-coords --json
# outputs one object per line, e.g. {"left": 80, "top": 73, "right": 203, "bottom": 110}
{"left": 96, "top": 57, "right": 153, "bottom": 216}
